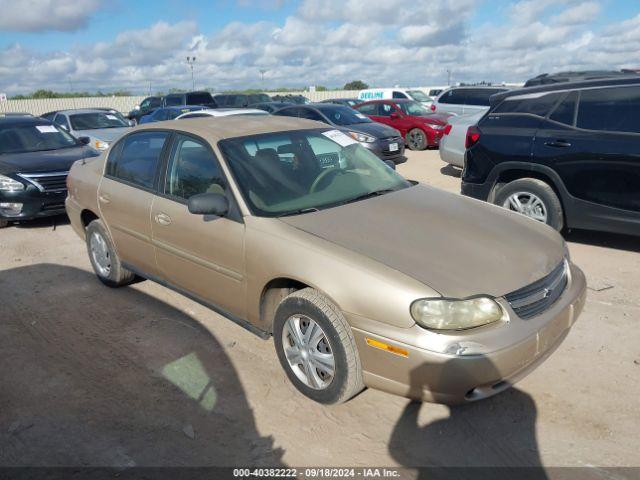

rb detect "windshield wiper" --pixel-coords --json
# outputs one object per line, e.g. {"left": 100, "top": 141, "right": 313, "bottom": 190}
{"left": 276, "top": 207, "right": 320, "bottom": 218}
{"left": 341, "top": 188, "right": 397, "bottom": 206}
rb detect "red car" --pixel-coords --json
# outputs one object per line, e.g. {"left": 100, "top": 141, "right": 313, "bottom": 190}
{"left": 354, "top": 99, "right": 451, "bottom": 150}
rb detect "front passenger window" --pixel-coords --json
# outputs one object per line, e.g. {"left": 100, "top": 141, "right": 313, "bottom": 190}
{"left": 107, "top": 131, "right": 168, "bottom": 189}
{"left": 165, "top": 135, "right": 224, "bottom": 200}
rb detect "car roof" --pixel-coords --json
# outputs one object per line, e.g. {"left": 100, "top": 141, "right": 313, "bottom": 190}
{"left": 160, "top": 105, "right": 204, "bottom": 110}
{"left": 0, "top": 116, "right": 50, "bottom": 127}
{"left": 53, "top": 108, "right": 120, "bottom": 115}
{"left": 133, "top": 115, "right": 325, "bottom": 143}
{"left": 491, "top": 77, "right": 640, "bottom": 105}
{"left": 182, "top": 108, "right": 267, "bottom": 116}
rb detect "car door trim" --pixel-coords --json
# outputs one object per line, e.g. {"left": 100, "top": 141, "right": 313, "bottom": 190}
{"left": 111, "top": 223, "right": 152, "bottom": 243}
{"left": 152, "top": 237, "right": 243, "bottom": 282}
{"left": 121, "top": 261, "right": 268, "bottom": 339}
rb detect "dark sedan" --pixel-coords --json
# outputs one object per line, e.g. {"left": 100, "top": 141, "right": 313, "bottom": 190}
{"left": 320, "top": 98, "right": 360, "bottom": 108}
{"left": 249, "top": 101, "right": 294, "bottom": 113}
{"left": 0, "top": 116, "right": 99, "bottom": 227}
{"left": 273, "top": 103, "right": 406, "bottom": 164}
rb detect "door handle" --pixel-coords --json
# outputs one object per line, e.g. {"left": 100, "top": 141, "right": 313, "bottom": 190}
{"left": 154, "top": 213, "right": 172, "bottom": 226}
{"left": 98, "top": 194, "right": 111, "bottom": 204}
{"left": 544, "top": 140, "right": 572, "bottom": 148}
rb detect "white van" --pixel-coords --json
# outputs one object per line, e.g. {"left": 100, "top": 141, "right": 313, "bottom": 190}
{"left": 357, "top": 88, "right": 433, "bottom": 106}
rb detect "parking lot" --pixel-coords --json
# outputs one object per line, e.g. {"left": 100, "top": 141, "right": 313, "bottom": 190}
{"left": 1, "top": 149, "right": 638, "bottom": 472}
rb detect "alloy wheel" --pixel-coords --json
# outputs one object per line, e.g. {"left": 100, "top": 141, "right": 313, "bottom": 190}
{"left": 90, "top": 231, "right": 112, "bottom": 277}
{"left": 503, "top": 191, "right": 548, "bottom": 223}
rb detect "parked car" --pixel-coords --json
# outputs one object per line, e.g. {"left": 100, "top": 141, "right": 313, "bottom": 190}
{"left": 431, "top": 86, "right": 509, "bottom": 116}
{"left": 439, "top": 111, "right": 484, "bottom": 168}
{"left": 462, "top": 77, "right": 640, "bottom": 236}
{"left": 354, "top": 99, "right": 451, "bottom": 150}
{"left": 176, "top": 108, "right": 269, "bottom": 119}
{"left": 524, "top": 70, "right": 638, "bottom": 87}
{"left": 273, "top": 103, "right": 406, "bottom": 163}
{"left": 0, "top": 116, "right": 99, "bottom": 228}
{"left": 1, "top": 112, "right": 32, "bottom": 118}
{"left": 214, "top": 93, "right": 271, "bottom": 107}
{"left": 139, "top": 105, "right": 207, "bottom": 124}
{"left": 127, "top": 96, "right": 163, "bottom": 124}
{"left": 320, "top": 98, "right": 360, "bottom": 107}
{"left": 48, "top": 109, "right": 133, "bottom": 151}
{"left": 66, "top": 116, "right": 586, "bottom": 405}
{"left": 426, "top": 87, "right": 447, "bottom": 100}
{"left": 358, "top": 88, "right": 433, "bottom": 107}
{"left": 163, "top": 91, "right": 217, "bottom": 109}
{"left": 270, "top": 94, "right": 309, "bottom": 104}
{"left": 249, "top": 101, "right": 294, "bottom": 113}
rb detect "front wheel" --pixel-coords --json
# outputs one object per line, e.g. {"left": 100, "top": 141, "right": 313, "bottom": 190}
{"left": 494, "top": 178, "right": 564, "bottom": 231}
{"left": 406, "top": 128, "right": 427, "bottom": 150}
{"left": 273, "top": 288, "right": 364, "bottom": 404}
{"left": 86, "top": 219, "right": 136, "bottom": 287}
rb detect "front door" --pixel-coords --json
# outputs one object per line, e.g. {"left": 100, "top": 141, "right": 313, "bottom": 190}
{"left": 151, "top": 133, "right": 246, "bottom": 318}
{"left": 99, "top": 130, "right": 170, "bottom": 277}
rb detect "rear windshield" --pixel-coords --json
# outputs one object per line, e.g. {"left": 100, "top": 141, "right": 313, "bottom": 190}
{"left": 0, "top": 123, "right": 78, "bottom": 154}
{"left": 492, "top": 92, "right": 563, "bottom": 117}
{"left": 186, "top": 92, "right": 214, "bottom": 105}
{"left": 70, "top": 112, "right": 129, "bottom": 130}
{"left": 407, "top": 90, "right": 430, "bottom": 102}
{"left": 319, "top": 106, "right": 372, "bottom": 125}
{"left": 248, "top": 94, "right": 271, "bottom": 104}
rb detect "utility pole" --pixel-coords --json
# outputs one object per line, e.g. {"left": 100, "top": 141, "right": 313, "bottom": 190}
{"left": 446, "top": 69, "right": 452, "bottom": 86}
{"left": 186, "top": 56, "right": 196, "bottom": 90}
{"left": 260, "top": 69, "right": 267, "bottom": 89}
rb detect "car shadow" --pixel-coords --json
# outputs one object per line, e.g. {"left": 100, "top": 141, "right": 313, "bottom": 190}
{"left": 11, "top": 214, "right": 70, "bottom": 230}
{"left": 439, "top": 164, "right": 462, "bottom": 178}
{"left": 565, "top": 229, "right": 640, "bottom": 253}
{"left": 0, "top": 263, "right": 284, "bottom": 467}
{"left": 388, "top": 358, "right": 548, "bottom": 479}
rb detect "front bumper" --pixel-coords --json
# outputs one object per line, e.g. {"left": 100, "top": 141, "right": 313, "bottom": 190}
{"left": 0, "top": 188, "right": 67, "bottom": 222}
{"left": 348, "top": 263, "right": 587, "bottom": 404}
{"left": 362, "top": 138, "right": 407, "bottom": 164}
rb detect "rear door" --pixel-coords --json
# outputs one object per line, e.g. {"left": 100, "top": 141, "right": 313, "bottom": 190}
{"left": 150, "top": 133, "right": 246, "bottom": 318}
{"left": 534, "top": 86, "right": 640, "bottom": 222}
{"left": 99, "top": 130, "right": 170, "bottom": 277}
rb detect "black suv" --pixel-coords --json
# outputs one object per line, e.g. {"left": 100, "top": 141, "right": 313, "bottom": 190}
{"left": 462, "top": 78, "right": 640, "bottom": 236}
{"left": 164, "top": 91, "right": 217, "bottom": 109}
{"left": 127, "top": 96, "right": 163, "bottom": 124}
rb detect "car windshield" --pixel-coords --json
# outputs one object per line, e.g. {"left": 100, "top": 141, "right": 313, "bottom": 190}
{"left": 219, "top": 129, "right": 410, "bottom": 217}
{"left": 320, "top": 106, "right": 372, "bottom": 126}
{"left": 397, "top": 101, "right": 433, "bottom": 116}
{"left": 70, "top": 112, "right": 129, "bottom": 130}
{"left": 0, "top": 123, "right": 78, "bottom": 154}
{"left": 407, "top": 90, "right": 431, "bottom": 102}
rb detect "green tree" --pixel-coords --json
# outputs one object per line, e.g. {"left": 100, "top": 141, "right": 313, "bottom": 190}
{"left": 343, "top": 80, "right": 368, "bottom": 90}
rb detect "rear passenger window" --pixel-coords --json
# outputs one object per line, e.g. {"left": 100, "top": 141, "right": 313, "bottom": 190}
{"left": 438, "top": 89, "right": 466, "bottom": 105}
{"left": 549, "top": 91, "right": 578, "bottom": 126}
{"left": 165, "top": 135, "right": 223, "bottom": 200}
{"left": 577, "top": 86, "right": 640, "bottom": 134}
{"left": 107, "top": 132, "right": 168, "bottom": 189}
{"left": 164, "top": 96, "right": 182, "bottom": 107}
{"left": 355, "top": 103, "right": 377, "bottom": 115}
{"left": 494, "top": 92, "right": 562, "bottom": 117}
{"left": 465, "top": 89, "right": 500, "bottom": 106}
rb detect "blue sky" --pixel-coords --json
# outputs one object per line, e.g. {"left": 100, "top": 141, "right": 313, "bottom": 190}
{"left": 0, "top": 0, "right": 639, "bottom": 94}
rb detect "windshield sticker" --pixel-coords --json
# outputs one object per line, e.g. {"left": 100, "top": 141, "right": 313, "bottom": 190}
{"left": 105, "top": 114, "right": 119, "bottom": 120}
{"left": 36, "top": 125, "right": 58, "bottom": 133}
{"left": 322, "top": 129, "right": 358, "bottom": 147}
{"left": 355, "top": 113, "right": 367, "bottom": 119}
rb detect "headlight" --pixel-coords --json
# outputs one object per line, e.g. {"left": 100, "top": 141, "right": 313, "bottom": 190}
{"left": 410, "top": 297, "right": 503, "bottom": 330}
{"left": 94, "top": 140, "right": 109, "bottom": 150}
{"left": 428, "top": 124, "right": 445, "bottom": 130}
{"left": 0, "top": 174, "right": 25, "bottom": 192}
{"left": 348, "top": 131, "right": 376, "bottom": 143}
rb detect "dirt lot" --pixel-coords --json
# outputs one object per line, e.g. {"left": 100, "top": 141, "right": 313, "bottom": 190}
{"left": 1, "top": 150, "right": 639, "bottom": 473}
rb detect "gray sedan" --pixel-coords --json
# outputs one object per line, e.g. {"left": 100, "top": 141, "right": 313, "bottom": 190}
{"left": 46, "top": 109, "right": 133, "bottom": 151}
{"left": 439, "top": 111, "right": 484, "bottom": 168}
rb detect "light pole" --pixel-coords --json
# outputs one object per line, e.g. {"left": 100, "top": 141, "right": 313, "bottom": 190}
{"left": 186, "top": 56, "right": 196, "bottom": 90}
{"left": 446, "top": 69, "right": 451, "bottom": 86}
{"left": 259, "top": 69, "right": 267, "bottom": 89}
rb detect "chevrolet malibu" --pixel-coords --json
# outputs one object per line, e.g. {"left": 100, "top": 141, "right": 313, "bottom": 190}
{"left": 66, "top": 117, "right": 587, "bottom": 405}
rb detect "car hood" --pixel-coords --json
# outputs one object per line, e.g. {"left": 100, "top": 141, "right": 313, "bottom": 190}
{"left": 77, "top": 127, "right": 132, "bottom": 142}
{"left": 345, "top": 122, "right": 399, "bottom": 138}
{"left": 411, "top": 113, "right": 451, "bottom": 125}
{"left": 279, "top": 184, "right": 565, "bottom": 298}
{"left": 0, "top": 146, "right": 98, "bottom": 174}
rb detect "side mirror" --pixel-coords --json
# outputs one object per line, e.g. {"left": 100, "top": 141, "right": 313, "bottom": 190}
{"left": 78, "top": 136, "right": 91, "bottom": 145}
{"left": 134, "top": 105, "right": 141, "bottom": 111}
{"left": 188, "top": 193, "right": 229, "bottom": 217}
{"left": 384, "top": 160, "right": 396, "bottom": 170}
{"left": 390, "top": 112, "right": 400, "bottom": 120}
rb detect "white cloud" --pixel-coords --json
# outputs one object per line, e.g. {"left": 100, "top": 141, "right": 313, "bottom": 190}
{"left": 0, "top": 0, "right": 105, "bottom": 32}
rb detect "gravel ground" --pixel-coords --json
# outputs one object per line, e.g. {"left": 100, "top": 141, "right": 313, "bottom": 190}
{"left": 0, "top": 149, "right": 639, "bottom": 473}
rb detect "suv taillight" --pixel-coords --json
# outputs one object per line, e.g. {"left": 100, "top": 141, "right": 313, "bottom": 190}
{"left": 443, "top": 124, "right": 452, "bottom": 135}
{"left": 465, "top": 125, "right": 481, "bottom": 149}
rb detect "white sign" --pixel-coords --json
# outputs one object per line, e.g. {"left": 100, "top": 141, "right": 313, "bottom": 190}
{"left": 106, "top": 114, "right": 118, "bottom": 120}
{"left": 321, "top": 129, "right": 358, "bottom": 147}
{"left": 36, "top": 125, "right": 58, "bottom": 133}
{"left": 0, "top": 93, "right": 7, "bottom": 102}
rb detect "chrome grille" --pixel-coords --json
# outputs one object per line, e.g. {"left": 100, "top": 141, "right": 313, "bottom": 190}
{"left": 18, "top": 171, "right": 68, "bottom": 192}
{"left": 505, "top": 260, "right": 568, "bottom": 319}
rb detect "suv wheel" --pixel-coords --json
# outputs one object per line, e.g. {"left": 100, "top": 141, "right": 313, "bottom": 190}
{"left": 86, "top": 219, "right": 136, "bottom": 287}
{"left": 494, "top": 178, "right": 564, "bottom": 231}
{"left": 406, "top": 128, "right": 427, "bottom": 150}
{"left": 273, "top": 288, "right": 364, "bottom": 404}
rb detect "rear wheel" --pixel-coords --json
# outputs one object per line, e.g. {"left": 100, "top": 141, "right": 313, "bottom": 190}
{"left": 273, "top": 288, "right": 364, "bottom": 404}
{"left": 494, "top": 178, "right": 564, "bottom": 231}
{"left": 86, "top": 219, "right": 136, "bottom": 287}
{"left": 406, "top": 128, "right": 427, "bottom": 150}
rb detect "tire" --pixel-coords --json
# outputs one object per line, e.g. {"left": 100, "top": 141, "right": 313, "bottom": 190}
{"left": 494, "top": 178, "right": 564, "bottom": 231}
{"left": 0, "top": 219, "right": 8, "bottom": 228}
{"left": 406, "top": 128, "right": 427, "bottom": 150}
{"left": 273, "top": 288, "right": 364, "bottom": 404}
{"left": 86, "top": 219, "right": 136, "bottom": 287}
